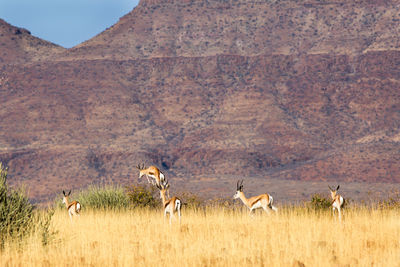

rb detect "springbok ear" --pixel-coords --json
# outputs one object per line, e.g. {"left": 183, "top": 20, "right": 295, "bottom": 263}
{"left": 328, "top": 185, "right": 333, "bottom": 191}
{"left": 63, "top": 190, "right": 66, "bottom": 196}
{"left": 68, "top": 190, "right": 71, "bottom": 196}
{"left": 336, "top": 185, "right": 340, "bottom": 191}
{"left": 166, "top": 184, "right": 170, "bottom": 189}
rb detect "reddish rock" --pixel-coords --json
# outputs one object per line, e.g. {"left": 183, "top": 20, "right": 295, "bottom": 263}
{"left": 1, "top": 0, "right": 400, "bottom": 202}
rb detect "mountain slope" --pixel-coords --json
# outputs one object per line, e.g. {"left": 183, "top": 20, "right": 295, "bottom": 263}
{"left": 0, "top": 19, "right": 65, "bottom": 65}
{"left": 1, "top": 0, "right": 400, "bottom": 202}
{"left": 59, "top": 0, "right": 400, "bottom": 60}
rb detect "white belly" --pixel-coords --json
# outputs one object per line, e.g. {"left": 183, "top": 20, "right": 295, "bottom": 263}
{"left": 252, "top": 201, "right": 263, "bottom": 209}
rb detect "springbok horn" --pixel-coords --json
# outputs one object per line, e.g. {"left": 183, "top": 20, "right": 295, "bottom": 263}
{"left": 328, "top": 185, "right": 334, "bottom": 191}
{"left": 336, "top": 185, "right": 340, "bottom": 191}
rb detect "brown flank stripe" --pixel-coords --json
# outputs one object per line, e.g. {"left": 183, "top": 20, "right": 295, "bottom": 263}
{"left": 164, "top": 199, "right": 172, "bottom": 208}
{"left": 249, "top": 195, "right": 268, "bottom": 207}
{"left": 164, "top": 197, "right": 178, "bottom": 209}
{"left": 68, "top": 201, "right": 79, "bottom": 212}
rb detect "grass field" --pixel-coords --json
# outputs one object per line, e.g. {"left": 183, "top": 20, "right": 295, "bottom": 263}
{"left": 2, "top": 206, "right": 400, "bottom": 267}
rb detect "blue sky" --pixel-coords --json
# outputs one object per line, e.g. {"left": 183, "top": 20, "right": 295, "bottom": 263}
{"left": 0, "top": 0, "right": 139, "bottom": 48}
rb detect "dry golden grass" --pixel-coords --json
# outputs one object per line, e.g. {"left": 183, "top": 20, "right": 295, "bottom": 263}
{"left": 2, "top": 207, "right": 400, "bottom": 266}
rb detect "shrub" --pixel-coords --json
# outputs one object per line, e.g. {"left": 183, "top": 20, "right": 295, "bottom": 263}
{"left": 125, "top": 184, "right": 158, "bottom": 209}
{"left": 178, "top": 191, "right": 204, "bottom": 210}
{"left": 75, "top": 184, "right": 129, "bottom": 210}
{"left": 56, "top": 184, "right": 160, "bottom": 211}
{"left": 308, "top": 193, "right": 332, "bottom": 211}
{"left": 0, "top": 162, "right": 35, "bottom": 247}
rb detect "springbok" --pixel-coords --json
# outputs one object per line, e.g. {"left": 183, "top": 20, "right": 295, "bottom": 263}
{"left": 234, "top": 180, "right": 278, "bottom": 215}
{"left": 329, "top": 185, "right": 345, "bottom": 221}
{"left": 62, "top": 190, "right": 81, "bottom": 221}
{"left": 137, "top": 164, "right": 169, "bottom": 197}
{"left": 156, "top": 179, "right": 182, "bottom": 224}
{"left": 136, "top": 164, "right": 165, "bottom": 186}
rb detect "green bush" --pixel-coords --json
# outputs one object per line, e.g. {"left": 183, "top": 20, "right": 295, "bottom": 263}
{"left": 75, "top": 184, "right": 129, "bottom": 210}
{"left": 0, "top": 162, "right": 35, "bottom": 247}
{"left": 56, "top": 184, "right": 161, "bottom": 211}
{"left": 309, "top": 193, "right": 332, "bottom": 211}
{"left": 125, "top": 184, "right": 158, "bottom": 209}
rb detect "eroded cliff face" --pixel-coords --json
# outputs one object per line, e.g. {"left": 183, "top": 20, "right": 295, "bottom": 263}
{"left": 1, "top": 0, "right": 400, "bottom": 202}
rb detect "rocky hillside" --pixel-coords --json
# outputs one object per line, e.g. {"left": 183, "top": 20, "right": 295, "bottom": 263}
{"left": 0, "top": 19, "right": 64, "bottom": 65}
{"left": 1, "top": 0, "right": 400, "bottom": 202}
{"left": 61, "top": 0, "right": 400, "bottom": 60}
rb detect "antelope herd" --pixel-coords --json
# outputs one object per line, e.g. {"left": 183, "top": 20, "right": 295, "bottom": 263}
{"left": 63, "top": 164, "right": 346, "bottom": 223}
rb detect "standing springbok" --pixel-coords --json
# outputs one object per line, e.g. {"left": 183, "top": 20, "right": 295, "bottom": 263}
{"left": 62, "top": 190, "right": 81, "bottom": 221}
{"left": 329, "top": 185, "right": 345, "bottom": 221}
{"left": 233, "top": 180, "right": 278, "bottom": 215}
{"left": 156, "top": 179, "right": 181, "bottom": 224}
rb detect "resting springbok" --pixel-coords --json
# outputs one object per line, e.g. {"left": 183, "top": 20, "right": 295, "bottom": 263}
{"left": 234, "top": 180, "right": 278, "bottom": 215}
{"left": 156, "top": 179, "right": 182, "bottom": 224}
{"left": 62, "top": 190, "right": 81, "bottom": 221}
{"left": 329, "top": 185, "right": 345, "bottom": 221}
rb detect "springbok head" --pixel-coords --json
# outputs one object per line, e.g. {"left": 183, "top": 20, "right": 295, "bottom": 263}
{"left": 328, "top": 185, "right": 340, "bottom": 199}
{"left": 62, "top": 190, "right": 71, "bottom": 204}
{"left": 136, "top": 163, "right": 146, "bottom": 178}
{"left": 233, "top": 180, "right": 244, "bottom": 199}
{"left": 156, "top": 179, "right": 170, "bottom": 199}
